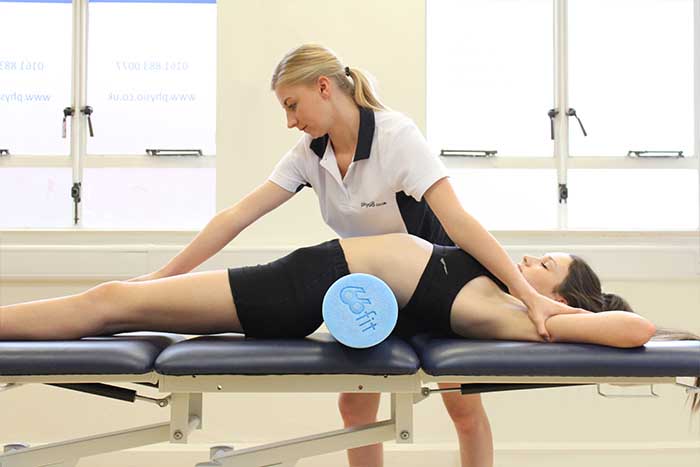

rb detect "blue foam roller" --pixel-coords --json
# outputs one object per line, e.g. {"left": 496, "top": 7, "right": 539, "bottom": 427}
{"left": 322, "top": 273, "right": 398, "bottom": 349}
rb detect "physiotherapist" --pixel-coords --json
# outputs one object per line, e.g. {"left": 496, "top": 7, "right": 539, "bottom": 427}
{"left": 133, "top": 44, "right": 586, "bottom": 467}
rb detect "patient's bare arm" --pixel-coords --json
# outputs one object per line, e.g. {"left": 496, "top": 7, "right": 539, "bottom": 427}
{"left": 545, "top": 311, "right": 656, "bottom": 348}
{"left": 451, "top": 285, "right": 656, "bottom": 348}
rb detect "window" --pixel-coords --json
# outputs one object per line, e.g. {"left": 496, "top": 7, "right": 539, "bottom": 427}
{"left": 450, "top": 169, "right": 558, "bottom": 230}
{"left": 427, "top": 0, "right": 698, "bottom": 231}
{"left": 87, "top": 0, "right": 216, "bottom": 155}
{"left": 0, "top": 0, "right": 72, "bottom": 155}
{"left": 0, "top": 0, "right": 216, "bottom": 229}
{"left": 427, "top": 0, "right": 553, "bottom": 158}
{"left": 82, "top": 168, "right": 214, "bottom": 228}
{"left": 0, "top": 168, "right": 73, "bottom": 228}
{"left": 568, "top": 169, "right": 698, "bottom": 230}
{"left": 568, "top": 0, "right": 693, "bottom": 157}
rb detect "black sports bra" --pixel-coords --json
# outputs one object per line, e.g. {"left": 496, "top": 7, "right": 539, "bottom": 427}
{"left": 394, "top": 244, "right": 509, "bottom": 337}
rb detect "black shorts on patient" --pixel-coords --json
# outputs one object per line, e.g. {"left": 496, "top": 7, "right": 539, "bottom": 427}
{"left": 227, "top": 239, "right": 350, "bottom": 339}
{"left": 228, "top": 239, "right": 508, "bottom": 340}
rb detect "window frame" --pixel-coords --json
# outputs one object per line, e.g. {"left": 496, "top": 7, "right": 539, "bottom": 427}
{"left": 0, "top": 0, "right": 216, "bottom": 227}
{"left": 427, "top": 0, "right": 700, "bottom": 232}
{"left": 1, "top": 0, "right": 698, "bottom": 237}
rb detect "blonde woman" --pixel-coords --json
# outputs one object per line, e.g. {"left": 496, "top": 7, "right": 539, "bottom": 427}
{"left": 128, "top": 44, "right": 588, "bottom": 466}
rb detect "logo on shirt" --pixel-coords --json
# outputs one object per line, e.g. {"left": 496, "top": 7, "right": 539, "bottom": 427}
{"left": 360, "top": 201, "right": 387, "bottom": 208}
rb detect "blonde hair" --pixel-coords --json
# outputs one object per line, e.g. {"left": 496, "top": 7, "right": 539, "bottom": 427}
{"left": 271, "top": 44, "right": 386, "bottom": 111}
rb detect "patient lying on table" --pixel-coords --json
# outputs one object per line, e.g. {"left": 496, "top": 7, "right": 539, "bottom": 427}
{"left": 1, "top": 232, "right": 698, "bottom": 410}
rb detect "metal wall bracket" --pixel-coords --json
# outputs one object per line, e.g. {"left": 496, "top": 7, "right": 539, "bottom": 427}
{"left": 440, "top": 149, "right": 497, "bottom": 158}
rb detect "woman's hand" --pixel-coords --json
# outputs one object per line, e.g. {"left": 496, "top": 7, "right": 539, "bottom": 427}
{"left": 522, "top": 292, "right": 591, "bottom": 341}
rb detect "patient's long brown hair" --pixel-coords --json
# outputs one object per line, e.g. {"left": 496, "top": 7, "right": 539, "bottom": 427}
{"left": 554, "top": 255, "right": 700, "bottom": 414}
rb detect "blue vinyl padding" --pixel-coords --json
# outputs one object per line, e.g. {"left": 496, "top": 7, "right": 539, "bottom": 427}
{"left": 1, "top": 333, "right": 698, "bottom": 379}
{"left": 0, "top": 333, "right": 183, "bottom": 376}
{"left": 410, "top": 335, "right": 700, "bottom": 377}
{"left": 155, "top": 333, "right": 420, "bottom": 376}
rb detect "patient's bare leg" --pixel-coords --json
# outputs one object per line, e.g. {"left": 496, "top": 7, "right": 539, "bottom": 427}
{"left": 0, "top": 270, "right": 242, "bottom": 340}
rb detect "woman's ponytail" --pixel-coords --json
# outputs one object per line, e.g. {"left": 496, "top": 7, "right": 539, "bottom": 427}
{"left": 344, "top": 66, "right": 386, "bottom": 111}
{"left": 271, "top": 44, "right": 387, "bottom": 111}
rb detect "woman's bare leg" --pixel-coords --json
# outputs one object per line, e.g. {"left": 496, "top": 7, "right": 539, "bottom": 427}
{"left": 338, "top": 392, "right": 383, "bottom": 467}
{"left": 439, "top": 385, "right": 494, "bottom": 467}
{"left": 0, "top": 270, "right": 242, "bottom": 340}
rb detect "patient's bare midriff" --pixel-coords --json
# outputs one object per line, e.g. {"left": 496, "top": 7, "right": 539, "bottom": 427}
{"left": 339, "top": 233, "right": 432, "bottom": 308}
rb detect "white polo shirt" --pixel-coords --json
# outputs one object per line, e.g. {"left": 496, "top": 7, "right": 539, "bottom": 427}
{"left": 269, "top": 108, "right": 452, "bottom": 244}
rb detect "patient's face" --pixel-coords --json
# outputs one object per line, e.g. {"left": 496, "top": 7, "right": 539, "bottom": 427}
{"left": 517, "top": 252, "right": 573, "bottom": 302}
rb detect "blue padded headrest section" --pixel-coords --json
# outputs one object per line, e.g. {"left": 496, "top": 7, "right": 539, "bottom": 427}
{"left": 0, "top": 333, "right": 184, "bottom": 376}
{"left": 410, "top": 336, "right": 700, "bottom": 377}
{"left": 155, "top": 333, "right": 420, "bottom": 375}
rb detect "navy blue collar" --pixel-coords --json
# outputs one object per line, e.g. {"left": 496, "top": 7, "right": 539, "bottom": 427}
{"left": 309, "top": 107, "right": 375, "bottom": 161}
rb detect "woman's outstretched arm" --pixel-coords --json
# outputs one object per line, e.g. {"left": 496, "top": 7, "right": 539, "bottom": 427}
{"left": 133, "top": 181, "right": 294, "bottom": 281}
{"left": 452, "top": 294, "right": 656, "bottom": 348}
{"left": 545, "top": 311, "right": 656, "bottom": 348}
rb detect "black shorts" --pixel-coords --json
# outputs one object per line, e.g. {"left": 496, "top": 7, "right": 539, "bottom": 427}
{"left": 227, "top": 239, "right": 350, "bottom": 339}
